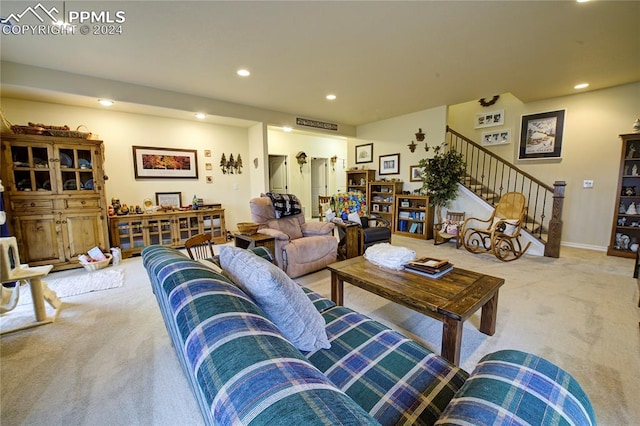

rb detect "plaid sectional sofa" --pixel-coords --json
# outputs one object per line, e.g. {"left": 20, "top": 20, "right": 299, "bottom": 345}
{"left": 142, "top": 245, "right": 596, "bottom": 426}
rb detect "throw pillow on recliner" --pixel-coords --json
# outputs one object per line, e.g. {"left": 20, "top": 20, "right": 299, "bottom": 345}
{"left": 219, "top": 246, "right": 331, "bottom": 352}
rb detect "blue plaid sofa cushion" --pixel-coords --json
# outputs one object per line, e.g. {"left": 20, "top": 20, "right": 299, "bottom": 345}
{"left": 305, "top": 306, "right": 469, "bottom": 425}
{"left": 435, "top": 350, "right": 596, "bottom": 426}
{"left": 142, "top": 245, "right": 378, "bottom": 426}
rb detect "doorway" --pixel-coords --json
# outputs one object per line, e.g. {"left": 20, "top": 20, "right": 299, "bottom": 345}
{"left": 268, "top": 155, "right": 288, "bottom": 194}
{"left": 311, "top": 158, "right": 328, "bottom": 218}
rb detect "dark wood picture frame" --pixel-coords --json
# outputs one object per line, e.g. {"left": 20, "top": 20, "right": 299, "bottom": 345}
{"left": 133, "top": 146, "right": 198, "bottom": 179}
{"left": 379, "top": 153, "right": 400, "bottom": 175}
{"left": 410, "top": 165, "right": 422, "bottom": 182}
{"left": 518, "top": 110, "right": 566, "bottom": 160}
{"left": 155, "top": 192, "right": 182, "bottom": 207}
{"left": 355, "top": 143, "right": 373, "bottom": 164}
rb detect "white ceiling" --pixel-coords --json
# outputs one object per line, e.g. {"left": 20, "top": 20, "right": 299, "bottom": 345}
{"left": 1, "top": 1, "right": 639, "bottom": 127}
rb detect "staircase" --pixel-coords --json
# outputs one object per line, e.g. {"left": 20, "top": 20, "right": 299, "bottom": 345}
{"left": 446, "top": 126, "right": 565, "bottom": 258}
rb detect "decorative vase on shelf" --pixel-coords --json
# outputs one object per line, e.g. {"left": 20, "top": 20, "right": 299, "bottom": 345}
{"left": 633, "top": 119, "right": 640, "bottom": 133}
{"left": 626, "top": 202, "right": 637, "bottom": 215}
{"left": 619, "top": 202, "right": 626, "bottom": 214}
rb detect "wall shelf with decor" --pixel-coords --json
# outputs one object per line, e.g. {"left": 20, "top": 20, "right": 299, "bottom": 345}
{"left": 608, "top": 133, "right": 640, "bottom": 258}
{"left": 346, "top": 169, "right": 376, "bottom": 199}
{"left": 109, "top": 208, "right": 225, "bottom": 258}
{"left": 393, "top": 195, "right": 434, "bottom": 240}
{"left": 368, "top": 181, "right": 403, "bottom": 230}
{"left": 1, "top": 133, "right": 109, "bottom": 271}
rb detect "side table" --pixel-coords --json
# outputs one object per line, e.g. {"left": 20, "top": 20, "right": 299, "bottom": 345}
{"left": 234, "top": 232, "right": 276, "bottom": 257}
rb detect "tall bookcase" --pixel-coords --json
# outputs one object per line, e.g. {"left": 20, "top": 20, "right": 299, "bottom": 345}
{"left": 346, "top": 169, "right": 376, "bottom": 198}
{"left": 393, "top": 195, "right": 434, "bottom": 239}
{"left": 608, "top": 133, "right": 640, "bottom": 258}
{"left": 368, "top": 181, "right": 403, "bottom": 229}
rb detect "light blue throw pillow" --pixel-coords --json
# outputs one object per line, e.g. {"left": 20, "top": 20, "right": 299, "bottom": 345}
{"left": 219, "top": 246, "right": 331, "bottom": 352}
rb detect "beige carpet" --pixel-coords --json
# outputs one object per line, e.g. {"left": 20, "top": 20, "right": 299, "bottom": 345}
{"left": 1, "top": 238, "right": 639, "bottom": 425}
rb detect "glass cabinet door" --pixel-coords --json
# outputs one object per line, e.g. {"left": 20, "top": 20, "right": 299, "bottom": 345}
{"left": 57, "top": 145, "right": 97, "bottom": 192}
{"left": 116, "top": 219, "right": 144, "bottom": 250}
{"left": 200, "top": 211, "right": 224, "bottom": 240}
{"left": 146, "top": 217, "right": 173, "bottom": 245}
{"left": 177, "top": 214, "right": 201, "bottom": 243}
{"left": 9, "top": 143, "right": 55, "bottom": 192}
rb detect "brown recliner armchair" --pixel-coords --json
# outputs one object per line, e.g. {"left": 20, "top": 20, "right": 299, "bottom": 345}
{"left": 249, "top": 194, "right": 337, "bottom": 278}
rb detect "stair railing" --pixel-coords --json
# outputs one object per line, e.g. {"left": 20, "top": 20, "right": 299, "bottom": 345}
{"left": 446, "top": 126, "right": 564, "bottom": 257}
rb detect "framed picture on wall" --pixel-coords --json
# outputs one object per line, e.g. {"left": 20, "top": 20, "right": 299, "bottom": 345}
{"left": 133, "top": 146, "right": 199, "bottom": 179}
{"left": 474, "top": 109, "right": 504, "bottom": 128}
{"left": 518, "top": 109, "right": 565, "bottom": 160}
{"left": 481, "top": 129, "right": 511, "bottom": 146}
{"left": 355, "top": 143, "right": 373, "bottom": 164}
{"left": 379, "top": 153, "right": 400, "bottom": 175}
{"left": 409, "top": 165, "right": 423, "bottom": 182}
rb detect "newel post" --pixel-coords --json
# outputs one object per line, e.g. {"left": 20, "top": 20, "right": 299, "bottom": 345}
{"left": 544, "top": 181, "right": 566, "bottom": 258}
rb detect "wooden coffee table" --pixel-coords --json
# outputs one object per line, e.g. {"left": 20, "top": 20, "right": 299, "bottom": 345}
{"left": 327, "top": 256, "right": 505, "bottom": 365}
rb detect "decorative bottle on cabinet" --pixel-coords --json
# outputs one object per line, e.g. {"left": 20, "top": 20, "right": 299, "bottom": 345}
{"left": 608, "top": 133, "right": 640, "bottom": 257}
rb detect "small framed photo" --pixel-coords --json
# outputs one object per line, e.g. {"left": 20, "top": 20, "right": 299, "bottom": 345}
{"left": 205, "top": 162, "right": 212, "bottom": 170}
{"left": 475, "top": 109, "right": 504, "bottom": 129}
{"left": 206, "top": 175, "right": 213, "bottom": 183}
{"left": 409, "top": 165, "right": 422, "bottom": 182}
{"left": 372, "top": 204, "right": 380, "bottom": 212}
{"left": 355, "top": 143, "right": 373, "bottom": 164}
{"left": 155, "top": 192, "right": 181, "bottom": 208}
{"left": 379, "top": 153, "right": 400, "bottom": 175}
{"left": 518, "top": 109, "right": 566, "bottom": 160}
{"left": 204, "top": 149, "right": 211, "bottom": 157}
{"left": 481, "top": 129, "right": 511, "bottom": 146}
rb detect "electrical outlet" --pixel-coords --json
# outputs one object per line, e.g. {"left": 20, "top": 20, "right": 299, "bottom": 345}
{"left": 583, "top": 180, "right": 594, "bottom": 189}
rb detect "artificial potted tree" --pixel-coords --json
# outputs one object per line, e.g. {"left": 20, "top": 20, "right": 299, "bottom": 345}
{"left": 418, "top": 142, "right": 466, "bottom": 226}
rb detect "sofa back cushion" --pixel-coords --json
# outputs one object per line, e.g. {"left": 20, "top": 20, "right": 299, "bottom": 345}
{"left": 142, "top": 245, "right": 376, "bottom": 425}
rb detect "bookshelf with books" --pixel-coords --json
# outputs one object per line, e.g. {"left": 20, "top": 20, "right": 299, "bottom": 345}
{"left": 368, "top": 180, "right": 403, "bottom": 229}
{"left": 346, "top": 169, "right": 376, "bottom": 199}
{"left": 394, "top": 194, "right": 434, "bottom": 239}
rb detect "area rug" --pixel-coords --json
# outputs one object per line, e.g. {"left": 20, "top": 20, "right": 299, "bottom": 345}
{"left": 15, "top": 268, "right": 125, "bottom": 306}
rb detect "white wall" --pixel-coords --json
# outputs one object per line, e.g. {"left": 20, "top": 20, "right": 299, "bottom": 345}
{"left": 352, "top": 105, "right": 448, "bottom": 194}
{"left": 1, "top": 98, "right": 256, "bottom": 225}
{"left": 266, "top": 129, "right": 348, "bottom": 215}
{"left": 448, "top": 82, "right": 640, "bottom": 250}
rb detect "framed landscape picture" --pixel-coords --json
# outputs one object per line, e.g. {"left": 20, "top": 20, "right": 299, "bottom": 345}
{"left": 379, "top": 153, "right": 400, "bottom": 175}
{"left": 518, "top": 109, "right": 566, "bottom": 160}
{"left": 133, "top": 146, "right": 198, "bottom": 179}
{"left": 410, "top": 165, "right": 423, "bottom": 182}
{"left": 355, "top": 143, "right": 373, "bottom": 164}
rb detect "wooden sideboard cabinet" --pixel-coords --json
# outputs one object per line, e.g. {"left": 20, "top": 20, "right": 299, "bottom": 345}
{"left": 1, "top": 133, "right": 109, "bottom": 270}
{"left": 608, "top": 133, "right": 640, "bottom": 258}
{"left": 109, "top": 208, "right": 226, "bottom": 258}
{"left": 393, "top": 195, "right": 434, "bottom": 239}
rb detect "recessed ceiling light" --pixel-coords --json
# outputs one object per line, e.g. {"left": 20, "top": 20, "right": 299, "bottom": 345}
{"left": 326, "top": 94, "right": 337, "bottom": 101}
{"left": 195, "top": 113, "right": 206, "bottom": 119}
{"left": 283, "top": 126, "right": 293, "bottom": 132}
{"left": 574, "top": 83, "right": 589, "bottom": 89}
{"left": 237, "top": 69, "right": 251, "bottom": 77}
{"left": 576, "top": 0, "right": 589, "bottom": 3}
{"left": 98, "top": 99, "right": 114, "bottom": 107}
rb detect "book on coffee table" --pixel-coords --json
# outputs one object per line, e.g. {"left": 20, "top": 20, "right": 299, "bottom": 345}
{"left": 404, "top": 265, "right": 454, "bottom": 279}
{"left": 405, "top": 257, "right": 453, "bottom": 277}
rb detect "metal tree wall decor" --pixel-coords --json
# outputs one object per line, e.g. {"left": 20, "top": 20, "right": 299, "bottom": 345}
{"left": 220, "top": 153, "right": 243, "bottom": 174}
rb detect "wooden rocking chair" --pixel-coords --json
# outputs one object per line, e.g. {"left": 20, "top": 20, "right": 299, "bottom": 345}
{"left": 460, "top": 192, "right": 531, "bottom": 261}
